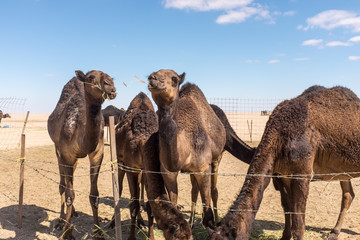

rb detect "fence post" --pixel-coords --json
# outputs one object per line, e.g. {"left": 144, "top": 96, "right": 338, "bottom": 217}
{"left": 247, "top": 120, "right": 253, "bottom": 143}
{"left": 18, "top": 111, "right": 29, "bottom": 228}
{"left": 109, "top": 116, "right": 122, "bottom": 240}
{"left": 18, "top": 133, "right": 25, "bottom": 228}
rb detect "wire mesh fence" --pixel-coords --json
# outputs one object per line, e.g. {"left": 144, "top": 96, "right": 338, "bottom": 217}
{"left": 208, "top": 98, "right": 283, "bottom": 142}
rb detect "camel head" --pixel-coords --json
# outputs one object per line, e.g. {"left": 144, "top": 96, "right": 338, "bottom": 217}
{"left": 3, "top": 113, "right": 10, "bottom": 118}
{"left": 148, "top": 69, "right": 185, "bottom": 106}
{"left": 75, "top": 70, "right": 117, "bottom": 102}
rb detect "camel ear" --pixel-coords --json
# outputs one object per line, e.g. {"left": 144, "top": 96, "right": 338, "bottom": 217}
{"left": 179, "top": 72, "right": 185, "bottom": 85}
{"left": 75, "top": 70, "right": 86, "bottom": 82}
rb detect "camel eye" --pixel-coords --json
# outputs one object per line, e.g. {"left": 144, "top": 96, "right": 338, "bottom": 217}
{"left": 104, "top": 79, "right": 111, "bottom": 85}
{"left": 172, "top": 77, "right": 178, "bottom": 86}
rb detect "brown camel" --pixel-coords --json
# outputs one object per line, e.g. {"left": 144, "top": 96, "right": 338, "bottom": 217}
{"left": 115, "top": 92, "right": 158, "bottom": 240}
{"left": 47, "top": 70, "right": 116, "bottom": 240}
{"left": 148, "top": 69, "right": 226, "bottom": 228}
{"left": 188, "top": 104, "right": 256, "bottom": 225}
{"left": 142, "top": 131, "right": 193, "bottom": 240}
{"left": 210, "top": 85, "right": 360, "bottom": 240}
{"left": 0, "top": 110, "right": 11, "bottom": 126}
{"left": 102, "top": 105, "right": 125, "bottom": 126}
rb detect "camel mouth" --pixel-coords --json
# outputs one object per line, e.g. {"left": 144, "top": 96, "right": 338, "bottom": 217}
{"left": 148, "top": 80, "right": 164, "bottom": 92}
{"left": 107, "top": 92, "right": 117, "bottom": 100}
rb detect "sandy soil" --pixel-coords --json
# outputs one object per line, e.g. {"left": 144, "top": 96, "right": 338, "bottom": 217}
{"left": 1, "top": 114, "right": 360, "bottom": 239}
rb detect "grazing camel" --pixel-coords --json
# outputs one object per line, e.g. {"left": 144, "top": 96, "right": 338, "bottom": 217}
{"left": 0, "top": 110, "right": 11, "bottom": 126}
{"left": 115, "top": 92, "right": 158, "bottom": 240}
{"left": 210, "top": 85, "right": 360, "bottom": 240}
{"left": 142, "top": 132, "right": 193, "bottom": 240}
{"left": 102, "top": 105, "right": 125, "bottom": 127}
{"left": 148, "top": 69, "right": 226, "bottom": 228}
{"left": 188, "top": 104, "right": 256, "bottom": 224}
{"left": 48, "top": 70, "right": 116, "bottom": 240}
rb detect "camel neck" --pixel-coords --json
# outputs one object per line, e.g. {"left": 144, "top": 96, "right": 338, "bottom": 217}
{"left": 157, "top": 98, "right": 178, "bottom": 122}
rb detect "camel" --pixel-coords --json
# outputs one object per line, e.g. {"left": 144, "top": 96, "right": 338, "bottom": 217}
{"left": 148, "top": 69, "right": 226, "bottom": 228}
{"left": 188, "top": 104, "right": 256, "bottom": 225}
{"left": 114, "top": 92, "right": 158, "bottom": 240}
{"left": 210, "top": 85, "right": 360, "bottom": 240}
{"left": 0, "top": 110, "right": 11, "bottom": 126}
{"left": 102, "top": 105, "right": 125, "bottom": 126}
{"left": 47, "top": 70, "right": 116, "bottom": 240}
{"left": 142, "top": 132, "right": 193, "bottom": 240}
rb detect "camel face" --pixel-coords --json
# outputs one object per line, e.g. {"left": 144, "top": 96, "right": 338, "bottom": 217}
{"left": 148, "top": 69, "right": 185, "bottom": 106}
{"left": 76, "top": 70, "right": 117, "bottom": 101}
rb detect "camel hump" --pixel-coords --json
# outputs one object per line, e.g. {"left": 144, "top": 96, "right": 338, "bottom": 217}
{"left": 48, "top": 77, "right": 85, "bottom": 140}
{"left": 179, "top": 82, "right": 206, "bottom": 99}
{"left": 300, "top": 85, "right": 326, "bottom": 96}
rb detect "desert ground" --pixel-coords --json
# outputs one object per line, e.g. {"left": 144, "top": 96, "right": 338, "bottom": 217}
{"left": 1, "top": 114, "right": 360, "bottom": 239}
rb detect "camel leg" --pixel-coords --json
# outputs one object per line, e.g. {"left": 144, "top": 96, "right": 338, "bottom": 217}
{"left": 145, "top": 201, "right": 155, "bottom": 240}
{"left": 61, "top": 159, "right": 76, "bottom": 240}
{"left": 161, "top": 165, "right": 179, "bottom": 206}
{"left": 127, "top": 172, "right": 141, "bottom": 240}
{"left": 211, "top": 154, "right": 222, "bottom": 224}
{"left": 137, "top": 172, "right": 146, "bottom": 228}
{"left": 56, "top": 148, "right": 67, "bottom": 230}
{"left": 273, "top": 177, "right": 292, "bottom": 240}
{"left": 326, "top": 180, "right": 355, "bottom": 240}
{"left": 193, "top": 171, "right": 214, "bottom": 229}
{"left": 189, "top": 174, "right": 199, "bottom": 227}
{"left": 88, "top": 148, "right": 104, "bottom": 238}
{"left": 143, "top": 174, "right": 155, "bottom": 240}
{"left": 289, "top": 177, "right": 310, "bottom": 240}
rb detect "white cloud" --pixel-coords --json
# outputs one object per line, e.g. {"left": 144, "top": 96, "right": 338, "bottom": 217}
{"left": 45, "top": 73, "right": 56, "bottom": 77}
{"left": 216, "top": 6, "right": 270, "bottom": 24}
{"left": 163, "top": 0, "right": 290, "bottom": 24}
{"left": 349, "top": 56, "right": 360, "bottom": 61}
{"left": 283, "top": 11, "right": 296, "bottom": 16}
{"left": 268, "top": 59, "right": 280, "bottom": 64}
{"left": 302, "top": 39, "right": 323, "bottom": 46}
{"left": 349, "top": 36, "right": 360, "bottom": 42}
{"left": 303, "top": 10, "right": 360, "bottom": 32}
{"left": 293, "top": 57, "right": 309, "bottom": 61}
{"left": 163, "top": 0, "right": 253, "bottom": 11}
{"left": 326, "top": 41, "right": 351, "bottom": 47}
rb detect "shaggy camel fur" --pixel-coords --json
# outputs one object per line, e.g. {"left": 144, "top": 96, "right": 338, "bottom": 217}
{"left": 102, "top": 105, "right": 125, "bottom": 126}
{"left": 188, "top": 104, "right": 256, "bottom": 224}
{"left": 148, "top": 69, "right": 226, "bottom": 228}
{"left": 48, "top": 70, "right": 116, "bottom": 240}
{"left": 142, "top": 132, "right": 193, "bottom": 240}
{"left": 115, "top": 92, "right": 158, "bottom": 240}
{"left": 210, "top": 85, "right": 360, "bottom": 240}
{"left": 0, "top": 110, "right": 11, "bottom": 126}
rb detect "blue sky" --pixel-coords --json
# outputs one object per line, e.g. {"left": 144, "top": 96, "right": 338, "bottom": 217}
{"left": 1, "top": 0, "right": 359, "bottom": 113}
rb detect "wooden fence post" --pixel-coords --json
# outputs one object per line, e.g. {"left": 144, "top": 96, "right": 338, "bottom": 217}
{"left": 18, "top": 111, "right": 29, "bottom": 228}
{"left": 247, "top": 119, "right": 253, "bottom": 143}
{"left": 109, "top": 116, "right": 122, "bottom": 240}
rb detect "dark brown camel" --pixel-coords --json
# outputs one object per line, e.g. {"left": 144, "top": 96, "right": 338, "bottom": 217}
{"left": 102, "top": 105, "right": 125, "bottom": 126}
{"left": 47, "top": 70, "right": 116, "bottom": 240}
{"left": 115, "top": 92, "right": 158, "bottom": 240}
{"left": 188, "top": 104, "right": 256, "bottom": 225}
{"left": 142, "top": 131, "right": 193, "bottom": 240}
{"left": 0, "top": 110, "right": 11, "bottom": 126}
{"left": 148, "top": 69, "right": 226, "bottom": 228}
{"left": 210, "top": 85, "right": 360, "bottom": 240}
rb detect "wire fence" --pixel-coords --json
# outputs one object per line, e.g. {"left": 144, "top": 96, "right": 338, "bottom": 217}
{"left": 208, "top": 98, "right": 283, "bottom": 142}
{"left": 1, "top": 98, "right": 360, "bottom": 239}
